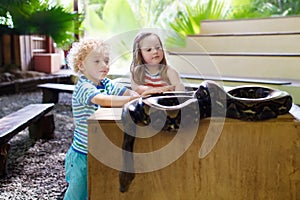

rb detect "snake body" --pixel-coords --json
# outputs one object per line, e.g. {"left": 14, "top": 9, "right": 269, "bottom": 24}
{"left": 119, "top": 80, "right": 293, "bottom": 192}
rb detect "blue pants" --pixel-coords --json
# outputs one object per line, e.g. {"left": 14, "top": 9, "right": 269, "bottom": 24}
{"left": 64, "top": 147, "right": 87, "bottom": 200}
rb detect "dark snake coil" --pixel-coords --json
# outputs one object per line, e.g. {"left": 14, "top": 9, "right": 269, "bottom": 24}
{"left": 119, "top": 80, "right": 293, "bottom": 192}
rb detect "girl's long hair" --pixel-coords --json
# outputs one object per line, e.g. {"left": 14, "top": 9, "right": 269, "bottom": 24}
{"left": 130, "top": 32, "right": 170, "bottom": 85}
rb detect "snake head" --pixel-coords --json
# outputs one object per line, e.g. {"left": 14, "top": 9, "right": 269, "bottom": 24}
{"left": 125, "top": 98, "right": 150, "bottom": 125}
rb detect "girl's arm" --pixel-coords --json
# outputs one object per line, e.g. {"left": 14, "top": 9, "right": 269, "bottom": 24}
{"left": 167, "top": 66, "right": 185, "bottom": 91}
{"left": 131, "top": 79, "right": 175, "bottom": 96}
{"left": 131, "top": 80, "right": 151, "bottom": 95}
{"left": 91, "top": 93, "right": 139, "bottom": 107}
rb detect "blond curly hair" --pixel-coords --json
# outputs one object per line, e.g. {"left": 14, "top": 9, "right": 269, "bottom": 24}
{"left": 66, "top": 38, "right": 109, "bottom": 73}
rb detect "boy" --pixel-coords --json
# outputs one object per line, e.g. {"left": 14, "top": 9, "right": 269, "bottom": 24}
{"left": 64, "top": 38, "right": 139, "bottom": 200}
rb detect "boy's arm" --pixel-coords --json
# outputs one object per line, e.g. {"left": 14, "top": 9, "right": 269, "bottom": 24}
{"left": 123, "top": 88, "right": 139, "bottom": 97}
{"left": 91, "top": 94, "right": 139, "bottom": 107}
{"left": 167, "top": 67, "right": 185, "bottom": 91}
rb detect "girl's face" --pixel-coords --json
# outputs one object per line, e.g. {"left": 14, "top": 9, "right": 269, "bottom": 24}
{"left": 80, "top": 49, "right": 110, "bottom": 84}
{"left": 139, "top": 35, "right": 164, "bottom": 66}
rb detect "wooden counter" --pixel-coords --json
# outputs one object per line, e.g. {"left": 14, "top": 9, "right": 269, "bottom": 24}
{"left": 88, "top": 107, "right": 300, "bottom": 200}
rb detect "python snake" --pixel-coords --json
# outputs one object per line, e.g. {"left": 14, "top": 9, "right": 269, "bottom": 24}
{"left": 119, "top": 80, "right": 293, "bottom": 192}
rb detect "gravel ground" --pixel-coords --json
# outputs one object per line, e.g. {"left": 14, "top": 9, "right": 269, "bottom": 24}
{"left": 0, "top": 90, "right": 74, "bottom": 200}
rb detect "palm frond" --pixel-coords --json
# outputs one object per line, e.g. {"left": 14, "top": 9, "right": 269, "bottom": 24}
{"left": 167, "top": 0, "right": 230, "bottom": 47}
{"left": 0, "top": 0, "right": 82, "bottom": 48}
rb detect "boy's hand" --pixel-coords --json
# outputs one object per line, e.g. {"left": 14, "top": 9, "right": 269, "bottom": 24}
{"left": 129, "top": 90, "right": 140, "bottom": 97}
{"left": 129, "top": 90, "right": 140, "bottom": 101}
{"left": 123, "top": 89, "right": 140, "bottom": 100}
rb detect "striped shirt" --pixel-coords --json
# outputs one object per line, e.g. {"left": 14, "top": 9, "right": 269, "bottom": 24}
{"left": 71, "top": 76, "right": 126, "bottom": 155}
{"left": 144, "top": 68, "right": 169, "bottom": 87}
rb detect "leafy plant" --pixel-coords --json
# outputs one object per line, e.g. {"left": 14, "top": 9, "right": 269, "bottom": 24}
{"left": 85, "top": 0, "right": 140, "bottom": 40}
{"left": 127, "top": 0, "right": 175, "bottom": 28}
{"left": 167, "top": 0, "right": 230, "bottom": 47}
{"left": 230, "top": 0, "right": 300, "bottom": 19}
{"left": 261, "top": 0, "right": 300, "bottom": 16}
{"left": 0, "top": 0, "right": 83, "bottom": 48}
{"left": 84, "top": 0, "right": 141, "bottom": 74}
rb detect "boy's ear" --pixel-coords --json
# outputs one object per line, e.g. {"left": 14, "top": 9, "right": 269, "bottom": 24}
{"left": 78, "top": 61, "right": 85, "bottom": 71}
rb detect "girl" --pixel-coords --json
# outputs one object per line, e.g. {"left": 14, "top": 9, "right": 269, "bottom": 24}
{"left": 130, "top": 32, "right": 185, "bottom": 95}
{"left": 64, "top": 38, "right": 139, "bottom": 200}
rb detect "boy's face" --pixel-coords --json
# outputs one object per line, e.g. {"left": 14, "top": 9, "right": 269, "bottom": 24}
{"left": 81, "top": 49, "right": 110, "bottom": 84}
{"left": 140, "top": 35, "right": 164, "bottom": 65}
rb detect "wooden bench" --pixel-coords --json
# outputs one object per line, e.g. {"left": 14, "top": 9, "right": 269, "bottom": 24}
{"left": 38, "top": 80, "right": 132, "bottom": 103}
{"left": 38, "top": 83, "right": 75, "bottom": 103}
{"left": 0, "top": 103, "right": 55, "bottom": 177}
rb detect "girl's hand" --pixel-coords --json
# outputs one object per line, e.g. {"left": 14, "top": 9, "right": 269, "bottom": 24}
{"left": 162, "top": 85, "right": 176, "bottom": 92}
{"left": 141, "top": 85, "right": 175, "bottom": 96}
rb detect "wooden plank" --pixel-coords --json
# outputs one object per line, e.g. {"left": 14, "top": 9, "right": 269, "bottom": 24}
{"left": 167, "top": 53, "right": 300, "bottom": 80}
{"left": 0, "top": 103, "right": 54, "bottom": 145}
{"left": 13, "top": 35, "right": 21, "bottom": 67}
{"left": 2, "top": 34, "right": 11, "bottom": 65}
{"left": 32, "top": 49, "right": 47, "bottom": 53}
{"left": 19, "top": 35, "right": 33, "bottom": 71}
{"left": 0, "top": 35, "right": 3, "bottom": 66}
{"left": 289, "top": 103, "right": 300, "bottom": 121}
{"left": 169, "top": 33, "right": 300, "bottom": 54}
{"left": 180, "top": 74, "right": 291, "bottom": 85}
{"left": 200, "top": 16, "right": 300, "bottom": 34}
{"left": 38, "top": 83, "right": 75, "bottom": 92}
{"left": 38, "top": 83, "right": 74, "bottom": 103}
{"left": 31, "top": 36, "right": 46, "bottom": 41}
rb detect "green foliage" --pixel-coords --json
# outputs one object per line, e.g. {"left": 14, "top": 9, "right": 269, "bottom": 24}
{"left": 0, "top": 0, "right": 83, "bottom": 48}
{"left": 88, "top": 0, "right": 108, "bottom": 19}
{"left": 85, "top": 0, "right": 139, "bottom": 38}
{"left": 84, "top": 0, "right": 300, "bottom": 51}
{"left": 61, "top": 0, "right": 300, "bottom": 73}
{"left": 103, "top": 0, "right": 139, "bottom": 34}
{"left": 167, "top": 0, "right": 230, "bottom": 47}
{"left": 230, "top": 0, "right": 300, "bottom": 19}
{"left": 263, "top": 0, "right": 300, "bottom": 15}
{"left": 167, "top": 0, "right": 300, "bottom": 47}
{"left": 231, "top": 0, "right": 274, "bottom": 18}
{"left": 128, "top": 0, "right": 174, "bottom": 27}
{"left": 84, "top": 0, "right": 141, "bottom": 69}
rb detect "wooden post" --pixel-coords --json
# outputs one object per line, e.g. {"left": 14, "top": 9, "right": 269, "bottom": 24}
{"left": 73, "top": 0, "right": 79, "bottom": 40}
{"left": 19, "top": 35, "right": 33, "bottom": 71}
{"left": 2, "top": 34, "right": 12, "bottom": 66}
{"left": 0, "top": 143, "right": 10, "bottom": 177}
{"left": 29, "top": 113, "right": 55, "bottom": 139}
{"left": 0, "top": 35, "right": 3, "bottom": 67}
{"left": 13, "top": 35, "right": 21, "bottom": 67}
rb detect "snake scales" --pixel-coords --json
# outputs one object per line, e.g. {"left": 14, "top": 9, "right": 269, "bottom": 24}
{"left": 119, "top": 80, "right": 293, "bottom": 192}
